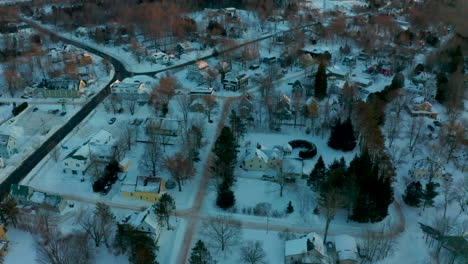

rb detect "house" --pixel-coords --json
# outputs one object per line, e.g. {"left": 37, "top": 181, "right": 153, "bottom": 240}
{"left": 189, "top": 87, "right": 215, "bottom": 95}
{"left": 285, "top": 232, "right": 327, "bottom": 264}
{"left": 9, "top": 184, "right": 32, "bottom": 204}
{"left": 327, "top": 65, "right": 348, "bottom": 80}
{"left": 409, "top": 158, "right": 445, "bottom": 179}
{"left": 222, "top": 73, "right": 248, "bottom": 91}
{"left": 38, "top": 78, "right": 86, "bottom": 98}
{"left": 121, "top": 176, "right": 166, "bottom": 203}
{"left": 10, "top": 184, "right": 67, "bottom": 212}
{"left": 274, "top": 94, "right": 294, "bottom": 120}
{"left": 110, "top": 80, "right": 145, "bottom": 94}
{"left": 0, "top": 226, "right": 8, "bottom": 257}
{"left": 187, "top": 61, "right": 210, "bottom": 84}
{"left": 176, "top": 42, "right": 195, "bottom": 55}
{"left": 63, "top": 129, "right": 113, "bottom": 175}
{"left": 292, "top": 80, "right": 304, "bottom": 96}
{"left": 407, "top": 96, "right": 438, "bottom": 119}
{"left": 28, "top": 191, "right": 67, "bottom": 212}
{"left": 334, "top": 235, "right": 358, "bottom": 264}
{"left": 149, "top": 52, "right": 170, "bottom": 64}
{"left": 122, "top": 209, "right": 162, "bottom": 241}
{"left": 0, "top": 135, "right": 17, "bottom": 159}
{"left": 244, "top": 144, "right": 286, "bottom": 171}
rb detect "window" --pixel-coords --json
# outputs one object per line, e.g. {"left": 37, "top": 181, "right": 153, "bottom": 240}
{"left": 249, "top": 164, "right": 252, "bottom": 168}
{"left": 64, "top": 162, "right": 69, "bottom": 166}
{"left": 140, "top": 196, "right": 143, "bottom": 199}
{"left": 76, "top": 164, "right": 80, "bottom": 167}
{"left": 130, "top": 193, "right": 133, "bottom": 196}
{"left": 72, "top": 170, "right": 77, "bottom": 175}
{"left": 259, "top": 165, "right": 262, "bottom": 168}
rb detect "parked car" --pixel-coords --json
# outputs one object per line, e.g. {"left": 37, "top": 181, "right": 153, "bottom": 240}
{"left": 249, "top": 64, "right": 260, "bottom": 70}
{"left": 433, "top": 120, "right": 441, "bottom": 127}
{"left": 165, "top": 180, "right": 176, "bottom": 189}
{"left": 108, "top": 117, "right": 116, "bottom": 124}
{"left": 48, "top": 109, "right": 60, "bottom": 115}
{"left": 20, "top": 95, "right": 29, "bottom": 99}
{"left": 60, "top": 112, "right": 67, "bottom": 116}
{"left": 33, "top": 107, "right": 39, "bottom": 112}
{"left": 58, "top": 99, "right": 66, "bottom": 103}
{"left": 7, "top": 119, "right": 15, "bottom": 125}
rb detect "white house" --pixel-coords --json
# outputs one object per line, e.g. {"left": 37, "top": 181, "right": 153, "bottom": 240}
{"left": 334, "top": 235, "right": 358, "bottom": 264}
{"left": 63, "top": 129, "right": 113, "bottom": 175}
{"left": 149, "top": 52, "right": 170, "bottom": 64}
{"left": 123, "top": 209, "right": 162, "bottom": 241}
{"left": 110, "top": 80, "right": 145, "bottom": 94}
{"left": 0, "top": 135, "right": 17, "bottom": 159}
{"left": 285, "top": 232, "right": 327, "bottom": 264}
{"left": 244, "top": 143, "right": 292, "bottom": 171}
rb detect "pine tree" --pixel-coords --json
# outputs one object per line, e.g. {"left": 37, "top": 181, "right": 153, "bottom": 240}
{"left": 152, "top": 193, "right": 176, "bottom": 229}
{"left": 422, "top": 182, "right": 438, "bottom": 210}
{"left": 216, "top": 181, "right": 235, "bottom": 210}
{"left": 314, "top": 61, "right": 327, "bottom": 99}
{"left": 435, "top": 72, "right": 448, "bottom": 103}
{"left": 213, "top": 126, "right": 238, "bottom": 168}
{"left": 309, "top": 156, "right": 327, "bottom": 187}
{"left": 328, "top": 118, "right": 356, "bottom": 151}
{"left": 189, "top": 240, "right": 214, "bottom": 264}
{"left": 286, "top": 201, "right": 294, "bottom": 214}
{"left": 402, "top": 181, "right": 423, "bottom": 207}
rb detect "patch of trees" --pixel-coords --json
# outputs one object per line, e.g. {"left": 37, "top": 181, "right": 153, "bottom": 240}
{"left": 206, "top": 20, "right": 226, "bottom": 36}
{"left": 314, "top": 61, "right": 327, "bottom": 99}
{"left": 327, "top": 118, "right": 356, "bottom": 152}
{"left": 288, "top": 140, "right": 317, "bottom": 159}
{"left": 92, "top": 161, "right": 121, "bottom": 193}
{"left": 114, "top": 224, "right": 159, "bottom": 264}
{"left": 311, "top": 151, "right": 394, "bottom": 224}
{"left": 212, "top": 127, "right": 238, "bottom": 210}
{"left": 189, "top": 240, "right": 214, "bottom": 264}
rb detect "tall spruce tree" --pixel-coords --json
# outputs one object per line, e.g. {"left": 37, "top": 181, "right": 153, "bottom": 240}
{"left": 435, "top": 72, "right": 448, "bottom": 104}
{"left": 189, "top": 240, "right": 214, "bottom": 264}
{"left": 152, "top": 193, "right": 176, "bottom": 229}
{"left": 314, "top": 61, "right": 327, "bottom": 99}
{"left": 422, "top": 182, "right": 438, "bottom": 210}
{"left": 216, "top": 180, "right": 236, "bottom": 210}
{"left": 309, "top": 156, "right": 327, "bottom": 188}
{"left": 402, "top": 181, "right": 423, "bottom": 207}
{"left": 213, "top": 126, "right": 238, "bottom": 167}
{"left": 328, "top": 118, "right": 356, "bottom": 151}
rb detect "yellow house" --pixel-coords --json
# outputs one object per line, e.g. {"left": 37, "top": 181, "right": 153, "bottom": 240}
{"left": 122, "top": 177, "right": 166, "bottom": 203}
{"left": 244, "top": 148, "right": 283, "bottom": 171}
{"left": 0, "top": 225, "right": 8, "bottom": 256}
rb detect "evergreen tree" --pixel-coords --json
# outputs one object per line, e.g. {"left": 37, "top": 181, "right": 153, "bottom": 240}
{"left": 347, "top": 152, "right": 394, "bottom": 223}
{"left": 308, "top": 156, "right": 327, "bottom": 187}
{"left": 390, "top": 72, "right": 405, "bottom": 90}
{"left": 402, "top": 181, "right": 423, "bottom": 207}
{"left": 114, "top": 224, "right": 159, "bottom": 264}
{"left": 216, "top": 181, "right": 235, "bottom": 210}
{"left": 189, "top": 240, "right": 214, "bottom": 264}
{"left": 152, "top": 193, "right": 176, "bottom": 229}
{"left": 314, "top": 61, "right": 327, "bottom": 99}
{"left": 213, "top": 126, "right": 238, "bottom": 168}
{"left": 422, "top": 182, "right": 438, "bottom": 210}
{"left": 286, "top": 201, "right": 294, "bottom": 214}
{"left": 328, "top": 118, "right": 356, "bottom": 151}
{"left": 435, "top": 72, "right": 448, "bottom": 103}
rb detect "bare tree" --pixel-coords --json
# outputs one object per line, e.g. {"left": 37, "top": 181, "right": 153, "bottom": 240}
{"left": 36, "top": 231, "right": 92, "bottom": 264}
{"left": 177, "top": 94, "right": 191, "bottom": 126}
{"left": 203, "top": 215, "right": 241, "bottom": 252}
{"left": 240, "top": 240, "right": 266, "bottom": 264}
{"left": 384, "top": 112, "right": 400, "bottom": 148}
{"left": 440, "top": 176, "right": 457, "bottom": 219}
{"left": 318, "top": 188, "right": 345, "bottom": 244}
{"left": 126, "top": 94, "right": 138, "bottom": 115}
{"left": 203, "top": 95, "right": 217, "bottom": 122}
{"left": 407, "top": 117, "right": 424, "bottom": 154}
{"left": 164, "top": 152, "right": 195, "bottom": 192}
{"left": 141, "top": 142, "right": 161, "bottom": 177}
{"left": 76, "top": 203, "right": 115, "bottom": 248}
{"left": 454, "top": 177, "right": 467, "bottom": 215}
{"left": 109, "top": 94, "right": 122, "bottom": 115}
{"left": 120, "top": 124, "right": 135, "bottom": 152}
{"left": 360, "top": 226, "right": 395, "bottom": 264}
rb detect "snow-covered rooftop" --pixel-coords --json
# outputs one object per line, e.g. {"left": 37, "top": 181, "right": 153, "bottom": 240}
{"left": 285, "top": 232, "right": 325, "bottom": 257}
{"left": 334, "top": 235, "right": 358, "bottom": 261}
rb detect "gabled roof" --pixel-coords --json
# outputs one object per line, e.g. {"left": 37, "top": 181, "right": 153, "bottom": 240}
{"left": 285, "top": 232, "right": 325, "bottom": 257}
{"left": 10, "top": 184, "right": 31, "bottom": 199}
{"left": 334, "top": 235, "right": 358, "bottom": 261}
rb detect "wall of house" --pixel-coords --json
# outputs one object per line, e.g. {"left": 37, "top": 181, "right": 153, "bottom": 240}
{"left": 245, "top": 157, "right": 268, "bottom": 171}
{"left": 40, "top": 89, "right": 80, "bottom": 98}
{"left": 122, "top": 191, "right": 162, "bottom": 203}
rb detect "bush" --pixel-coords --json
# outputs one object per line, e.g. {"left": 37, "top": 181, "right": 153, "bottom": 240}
{"left": 12, "top": 102, "right": 28, "bottom": 116}
{"left": 92, "top": 160, "right": 121, "bottom": 193}
{"left": 253, "top": 202, "right": 272, "bottom": 216}
{"left": 286, "top": 201, "right": 294, "bottom": 214}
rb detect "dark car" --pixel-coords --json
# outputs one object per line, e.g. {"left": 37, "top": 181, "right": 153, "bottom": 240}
{"left": 33, "top": 107, "right": 39, "bottom": 112}
{"left": 428, "top": 125, "right": 435, "bottom": 132}
{"left": 433, "top": 120, "right": 441, "bottom": 127}
{"left": 60, "top": 112, "right": 67, "bottom": 116}
{"left": 108, "top": 117, "right": 116, "bottom": 124}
